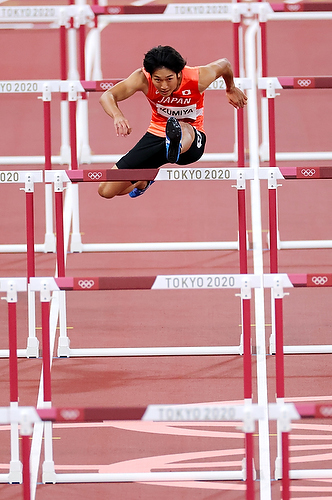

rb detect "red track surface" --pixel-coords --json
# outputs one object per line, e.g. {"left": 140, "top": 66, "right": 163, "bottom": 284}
{"left": 0, "top": 1, "right": 332, "bottom": 499}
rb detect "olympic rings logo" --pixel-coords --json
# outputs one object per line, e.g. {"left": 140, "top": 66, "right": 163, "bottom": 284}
{"left": 99, "top": 82, "right": 114, "bottom": 90}
{"left": 107, "top": 7, "right": 122, "bottom": 14}
{"left": 297, "top": 79, "right": 312, "bottom": 87}
{"left": 88, "top": 172, "right": 102, "bottom": 180}
{"left": 286, "top": 3, "right": 301, "bottom": 11}
{"left": 78, "top": 279, "right": 95, "bottom": 289}
{"left": 319, "top": 406, "right": 332, "bottom": 417}
{"left": 301, "top": 168, "right": 316, "bottom": 177}
{"left": 311, "top": 276, "right": 328, "bottom": 285}
{"left": 60, "top": 409, "right": 81, "bottom": 421}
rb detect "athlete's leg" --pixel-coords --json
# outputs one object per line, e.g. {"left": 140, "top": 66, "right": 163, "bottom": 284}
{"left": 98, "top": 165, "right": 147, "bottom": 199}
{"left": 179, "top": 122, "right": 195, "bottom": 153}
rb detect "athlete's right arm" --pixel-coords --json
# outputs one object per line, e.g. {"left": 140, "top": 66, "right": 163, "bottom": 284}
{"left": 99, "top": 68, "right": 148, "bottom": 137}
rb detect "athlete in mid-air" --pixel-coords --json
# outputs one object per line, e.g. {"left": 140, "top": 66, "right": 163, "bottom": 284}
{"left": 98, "top": 45, "right": 247, "bottom": 199}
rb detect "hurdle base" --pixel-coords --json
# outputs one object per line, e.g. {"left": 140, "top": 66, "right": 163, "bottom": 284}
{"left": 241, "top": 457, "right": 256, "bottom": 481}
{"left": 269, "top": 338, "right": 332, "bottom": 355}
{"left": 284, "top": 345, "right": 332, "bottom": 354}
{"left": 26, "top": 337, "right": 39, "bottom": 358}
{"left": 53, "top": 470, "right": 244, "bottom": 483}
{"left": 43, "top": 233, "right": 56, "bottom": 253}
{"left": 42, "top": 461, "right": 56, "bottom": 484}
{"left": 80, "top": 144, "right": 92, "bottom": 164}
{"left": 60, "top": 145, "right": 71, "bottom": 166}
{"left": 62, "top": 345, "right": 242, "bottom": 357}
{"left": 79, "top": 241, "right": 239, "bottom": 253}
{"left": 289, "top": 469, "right": 332, "bottom": 479}
{"left": 274, "top": 456, "right": 282, "bottom": 480}
{"left": 8, "top": 460, "right": 22, "bottom": 484}
{"left": 57, "top": 337, "right": 71, "bottom": 358}
{"left": 279, "top": 239, "right": 332, "bottom": 250}
{"left": 0, "top": 349, "right": 29, "bottom": 358}
{"left": 269, "top": 334, "right": 276, "bottom": 355}
{"left": 70, "top": 233, "right": 83, "bottom": 253}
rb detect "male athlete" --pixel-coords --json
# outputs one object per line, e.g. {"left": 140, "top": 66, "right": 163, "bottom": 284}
{"left": 98, "top": 45, "right": 247, "bottom": 199}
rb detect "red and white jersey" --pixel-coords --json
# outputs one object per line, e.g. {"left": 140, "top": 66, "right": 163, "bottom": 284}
{"left": 143, "top": 66, "right": 205, "bottom": 137}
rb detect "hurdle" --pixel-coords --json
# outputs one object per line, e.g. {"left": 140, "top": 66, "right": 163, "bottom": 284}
{"left": 48, "top": 165, "right": 253, "bottom": 255}
{"left": 0, "top": 278, "right": 27, "bottom": 484}
{"left": 263, "top": 165, "right": 332, "bottom": 356}
{"left": 0, "top": 3, "right": 252, "bottom": 168}
{"left": 0, "top": 172, "right": 44, "bottom": 359}
{"left": 263, "top": 273, "right": 332, "bottom": 481}
{"left": 30, "top": 272, "right": 259, "bottom": 358}
{"left": 43, "top": 166, "right": 254, "bottom": 356}
{"left": 0, "top": 3, "right": 95, "bottom": 166}
{"left": 0, "top": 402, "right": 267, "bottom": 498}
{"left": 257, "top": 2, "right": 332, "bottom": 163}
{"left": 260, "top": 75, "right": 332, "bottom": 250}
{"left": 27, "top": 272, "right": 259, "bottom": 486}
{"left": 3, "top": 400, "right": 330, "bottom": 499}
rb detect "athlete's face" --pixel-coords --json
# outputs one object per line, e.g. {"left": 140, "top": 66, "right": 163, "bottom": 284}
{"left": 151, "top": 67, "right": 182, "bottom": 97}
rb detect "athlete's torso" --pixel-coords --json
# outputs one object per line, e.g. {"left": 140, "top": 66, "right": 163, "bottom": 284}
{"left": 143, "top": 66, "right": 205, "bottom": 137}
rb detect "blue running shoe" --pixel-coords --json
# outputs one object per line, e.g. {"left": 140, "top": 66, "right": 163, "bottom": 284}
{"left": 166, "top": 117, "right": 182, "bottom": 163}
{"left": 129, "top": 180, "right": 154, "bottom": 198}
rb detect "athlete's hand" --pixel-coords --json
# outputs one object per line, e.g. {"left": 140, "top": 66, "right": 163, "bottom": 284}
{"left": 226, "top": 86, "right": 248, "bottom": 109}
{"left": 113, "top": 115, "right": 132, "bottom": 137}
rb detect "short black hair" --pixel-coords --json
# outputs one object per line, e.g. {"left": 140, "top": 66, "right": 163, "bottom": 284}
{"left": 143, "top": 46, "right": 187, "bottom": 75}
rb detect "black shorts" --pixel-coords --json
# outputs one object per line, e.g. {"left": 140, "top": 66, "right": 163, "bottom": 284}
{"left": 116, "top": 127, "right": 206, "bottom": 170}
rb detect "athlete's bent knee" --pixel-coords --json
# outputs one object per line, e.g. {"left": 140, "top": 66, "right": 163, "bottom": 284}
{"left": 98, "top": 182, "right": 114, "bottom": 199}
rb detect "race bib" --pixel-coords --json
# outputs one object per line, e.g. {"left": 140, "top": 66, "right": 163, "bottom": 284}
{"left": 156, "top": 103, "right": 202, "bottom": 121}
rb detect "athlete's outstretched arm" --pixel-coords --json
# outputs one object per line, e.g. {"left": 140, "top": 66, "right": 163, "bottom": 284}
{"left": 199, "top": 58, "right": 248, "bottom": 109}
{"left": 99, "top": 68, "right": 148, "bottom": 137}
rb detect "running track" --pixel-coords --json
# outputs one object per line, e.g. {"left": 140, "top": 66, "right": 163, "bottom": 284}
{"left": 0, "top": 1, "right": 332, "bottom": 499}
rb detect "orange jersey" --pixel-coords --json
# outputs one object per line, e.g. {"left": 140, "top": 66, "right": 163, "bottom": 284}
{"left": 143, "top": 66, "right": 205, "bottom": 137}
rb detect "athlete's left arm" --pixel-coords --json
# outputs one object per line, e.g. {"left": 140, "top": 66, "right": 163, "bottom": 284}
{"left": 198, "top": 58, "right": 248, "bottom": 109}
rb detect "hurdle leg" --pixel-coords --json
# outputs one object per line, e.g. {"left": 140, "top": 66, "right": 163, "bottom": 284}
{"left": 242, "top": 404, "right": 255, "bottom": 500}
{"left": 70, "top": 182, "right": 83, "bottom": 253}
{"left": 241, "top": 281, "right": 256, "bottom": 494}
{"left": 77, "top": 15, "right": 91, "bottom": 164}
{"left": 54, "top": 174, "right": 66, "bottom": 277}
{"left": 57, "top": 290, "right": 69, "bottom": 357}
{"left": 39, "top": 281, "right": 56, "bottom": 484}
{"left": 42, "top": 85, "right": 57, "bottom": 253}
{"left": 68, "top": 84, "right": 78, "bottom": 170}
{"left": 272, "top": 279, "right": 287, "bottom": 480}
{"left": 6, "top": 283, "right": 23, "bottom": 483}
{"left": 277, "top": 405, "right": 291, "bottom": 500}
{"left": 20, "top": 409, "right": 33, "bottom": 500}
{"left": 60, "top": 99, "right": 71, "bottom": 164}
{"left": 24, "top": 175, "right": 40, "bottom": 358}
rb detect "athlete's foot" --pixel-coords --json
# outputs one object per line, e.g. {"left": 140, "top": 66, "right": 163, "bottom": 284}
{"left": 166, "top": 117, "right": 182, "bottom": 163}
{"left": 129, "top": 181, "right": 154, "bottom": 198}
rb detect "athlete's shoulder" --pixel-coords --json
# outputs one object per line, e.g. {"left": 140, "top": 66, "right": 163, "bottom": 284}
{"left": 198, "top": 59, "right": 231, "bottom": 92}
{"left": 125, "top": 68, "right": 149, "bottom": 92}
